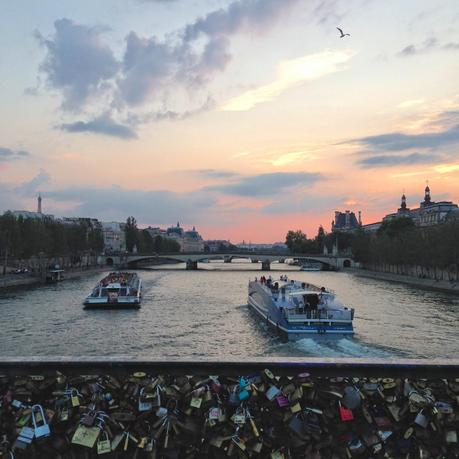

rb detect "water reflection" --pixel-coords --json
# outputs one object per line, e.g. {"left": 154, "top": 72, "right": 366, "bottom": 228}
{"left": 0, "top": 262, "right": 457, "bottom": 359}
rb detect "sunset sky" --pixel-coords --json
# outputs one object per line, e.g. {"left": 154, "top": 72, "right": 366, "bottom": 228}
{"left": 1, "top": 0, "right": 458, "bottom": 242}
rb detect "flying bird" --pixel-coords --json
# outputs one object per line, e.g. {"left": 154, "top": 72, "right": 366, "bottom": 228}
{"left": 337, "top": 27, "right": 350, "bottom": 38}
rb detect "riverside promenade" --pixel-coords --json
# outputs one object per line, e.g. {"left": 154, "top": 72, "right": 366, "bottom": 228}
{"left": 0, "top": 266, "right": 107, "bottom": 290}
{"left": 349, "top": 268, "right": 459, "bottom": 295}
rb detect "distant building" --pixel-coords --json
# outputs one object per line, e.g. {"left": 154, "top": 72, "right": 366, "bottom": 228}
{"left": 236, "top": 242, "right": 288, "bottom": 251}
{"left": 147, "top": 222, "right": 204, "bottom": 252}
{"left": 101, "top": 222, "right": 126, "bottom": 253}
{"left": 9, "top": 195, "right": 54, "bottom": 220}
{"left": 205, "top": 240, "right": 232, "bottom": 252}
{"left": 145, "top": 226, "right": 168, "bottom": 239}
{"left": 59, "top": 217, "right": 101, "bottom": 229}
{"left": 331, "top": 210, "right": 361, "bottom": 233}
{"left": 383, "top": 185, "right": 458, "bottom": 227}
{"left": 182, "top": 227, "right": 204, "bottom": 252}
{"left": 358, "top": 184, "right": 459, "bottom": 232}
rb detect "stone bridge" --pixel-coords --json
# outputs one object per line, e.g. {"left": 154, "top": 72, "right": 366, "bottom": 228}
{"left": 105, "top": 252, "right": 356, "bottom": 271}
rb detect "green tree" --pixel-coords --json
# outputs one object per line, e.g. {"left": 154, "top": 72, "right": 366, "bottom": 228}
{"left": 314, "top": 225, "right": 326, "bottom": 253}
{"left": 125, "top": 216, "right": 138, "bottom": 252}
{"left": 285, "top": 230, "right": 310, "bottom": 253}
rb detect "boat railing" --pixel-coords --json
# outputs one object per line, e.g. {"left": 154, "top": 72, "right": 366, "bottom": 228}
{"left": 283, "top": 308, "right": 350, "bottom": 322}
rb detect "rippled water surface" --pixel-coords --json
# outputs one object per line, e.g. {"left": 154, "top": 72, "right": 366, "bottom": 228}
{"left": 1, "top": 262, "right": 458, "bottom": 359}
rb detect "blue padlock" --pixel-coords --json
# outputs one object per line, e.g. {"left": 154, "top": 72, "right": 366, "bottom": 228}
{"left": 238, "top": 377, "right": 250, "bottom": 401}
{"left": 32, "top": 404, "right": 51, "bottom": 439}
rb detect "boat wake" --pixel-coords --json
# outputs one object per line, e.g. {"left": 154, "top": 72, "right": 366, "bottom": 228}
{"left": 292, "top": 336, "right": 398, "bottom": 358}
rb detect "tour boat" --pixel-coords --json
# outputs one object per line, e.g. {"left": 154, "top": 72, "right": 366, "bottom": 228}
{"left": 247, "top": 277, "right": 354, "bottom": 339}
{"left": 84, "top": 272, "right": 142, "bottom": 309}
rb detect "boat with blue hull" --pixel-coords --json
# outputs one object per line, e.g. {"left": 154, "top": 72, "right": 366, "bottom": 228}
{"left": 248, "top": 277, "right": 354, "bottom": 339}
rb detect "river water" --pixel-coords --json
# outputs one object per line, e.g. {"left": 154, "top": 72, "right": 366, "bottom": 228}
{"left": 1, "top": 261, "right": 458, "bottom": 359}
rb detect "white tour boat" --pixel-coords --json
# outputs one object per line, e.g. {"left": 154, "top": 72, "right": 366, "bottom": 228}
{"left": 84, "top": 272, "right": 142, "bottom": 309}
{"left": 248, "top": 277, "right": 354, "bottom": 339}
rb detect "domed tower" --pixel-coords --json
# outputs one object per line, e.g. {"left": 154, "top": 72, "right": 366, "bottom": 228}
{"left": 398, "top": 193, "right": 408, "bottom": 212}
{"left": 422, "top": 184, "right": 431, "bottom": 207}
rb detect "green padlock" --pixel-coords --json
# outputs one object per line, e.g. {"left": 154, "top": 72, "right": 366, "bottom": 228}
{"left": 97, "top": 432, "right": 112, "bottom": 455}
{"left": 72, "top": 425, "right": 100, "bottom": 448}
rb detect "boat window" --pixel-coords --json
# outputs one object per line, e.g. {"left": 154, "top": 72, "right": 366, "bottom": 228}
{"left": 100, "top": 288, "right": 108, "bottom": 297}
{"left": 119, "top": 288, "right": 127, "bottom": 296}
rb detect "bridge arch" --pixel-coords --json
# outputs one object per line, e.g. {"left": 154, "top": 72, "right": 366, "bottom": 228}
{"left": 106, "top": 257, "right": 114, "bottom": 266}
{"left": 343, "top": 259, "right": 352, "bottom": 268}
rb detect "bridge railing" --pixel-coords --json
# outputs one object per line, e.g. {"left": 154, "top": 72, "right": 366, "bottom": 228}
{"left": 0, "top": 357, "right": 458, "bottom": 378}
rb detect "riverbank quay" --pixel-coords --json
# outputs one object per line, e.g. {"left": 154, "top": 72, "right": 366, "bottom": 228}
{"left": 0, "top": 266, "right": 107, "bottom": 291}
{"left": 1, "top": 358, "right": 458, "bottom": 458}
{"left": 348, "top": 267, "right": 459, "bottom": 295}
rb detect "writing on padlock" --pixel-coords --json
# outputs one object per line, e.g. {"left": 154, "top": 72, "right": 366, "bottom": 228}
{"left": 97, "top": 431, "right": 111, "bottom": 455}
{"left": 209, "top": 406, "right": 221, "bottom": 420}
{"left": 72, "top": 424, "right": 101, "bottom": 448}
{"left": 32, "top": 404, "right": 50, "bottom": 439}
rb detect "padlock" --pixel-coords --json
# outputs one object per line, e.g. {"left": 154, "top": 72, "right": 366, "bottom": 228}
{"left": 339, "top": 401, "right": 354, "bottom": 421}
{"left": 81, "top": 410, "right": 97, "bottom": 427}
{"left": 32, "top": 404, "right": 51, "bottom": 438}
{"left": 231, "top": 435, "right": 246, "bottom": 451}
{"left": 290, "top": 401, "right": 301, "bottom": 413}
{"left": 208, "top": 407, "right": 221, "bottom": 421}
{"left": 72, "top": 425, "right": 101, "bottom": 448}
{"left": 16, "top": 426, "right": 35, "bottom": 445}
{"left": 97, "top": 431, "right": 112, "bottom": 455}
{"left": 446, "top": 430, "right": 457, "bottom": 443}
{"left": 266, "top": 385, "right": 281, "bottom": 401}
{"left": 190, "top": 395, "right": 202, "bottom": 408}
{"left": 414, "top": 409, "right": 429, "bottom": 428}
{"left": 276, "top": 395, "right": 289, "bottom": 408}
{"left": 70, "top": 389, "right": 81, "bottom": 407}
{"left": 138, "top": 387, "right": 154, "bottom": 412}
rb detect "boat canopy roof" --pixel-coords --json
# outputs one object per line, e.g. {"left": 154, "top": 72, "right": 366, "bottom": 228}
{"left": 106, "top": 282, "right": 123, "bottom": 289}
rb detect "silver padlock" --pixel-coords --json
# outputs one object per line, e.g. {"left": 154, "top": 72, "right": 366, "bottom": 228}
{"left": 138, "top": 387, "right": 153, "bottom": 412}
{"left": 414, "top": 409, "right": 429, "bottom": 428}
{"left": 32, "top": 404, "right": 51, "bottom": 439}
